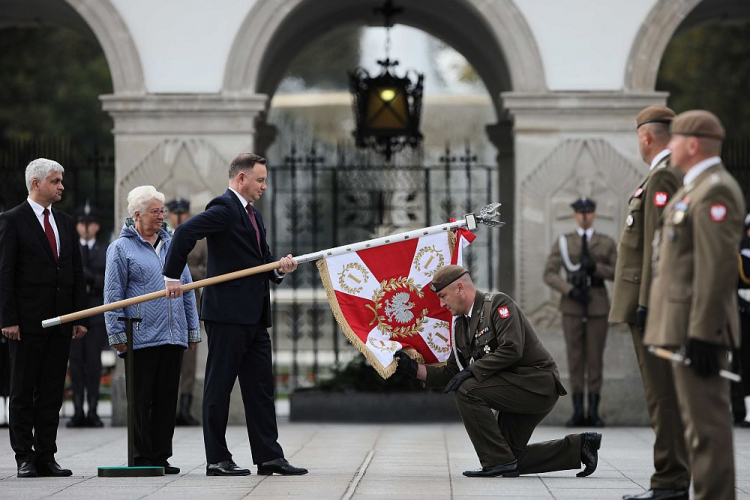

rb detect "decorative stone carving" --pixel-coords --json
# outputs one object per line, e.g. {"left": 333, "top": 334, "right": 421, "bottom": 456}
{"left": 517, "top": 138, "right": 642, "bottom": 318}
{"left": 116, "top": 139, "right": 229, "bottom": 222}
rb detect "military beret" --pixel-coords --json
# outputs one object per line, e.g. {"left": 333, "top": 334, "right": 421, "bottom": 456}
{"left": 571, "top": 197, "right": 596, "bottom": 213}
{"left": 166, "top": 198, "right": 190, "bottom": 214}
{"left": 75, "top": 204, "right": 100, "bottom": 224}
{"left": 430, "top": 265, "right": 469, "bottom": 292}
{"left": 636, "top": 105, "right": 675, "bottom": 129}
{"left": 671, "top": 110, "right": 725, "bottom": 141}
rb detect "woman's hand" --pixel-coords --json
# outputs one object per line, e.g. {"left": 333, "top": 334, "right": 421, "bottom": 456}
{"left": 112, "top": 343, "right": 127, "bottom": 354}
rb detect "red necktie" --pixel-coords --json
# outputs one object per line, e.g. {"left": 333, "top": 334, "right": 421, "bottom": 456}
{"left": 43, "top": 208, "right": 58, "bottom": 261}
{"left": 246, "top": 204, "right": 261, "bottom": 251}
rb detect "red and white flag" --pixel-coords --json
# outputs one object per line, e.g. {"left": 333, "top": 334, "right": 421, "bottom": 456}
{"left": 316, "top": 228, "right": 475, "bottom": 378}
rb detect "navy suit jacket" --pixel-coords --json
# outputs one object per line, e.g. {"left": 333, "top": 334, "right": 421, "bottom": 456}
{"left": 0, "top": 201, "right": 87, "bottom": 335}
{"left": 163, "top": 189, "right": 282, "bottom": 326}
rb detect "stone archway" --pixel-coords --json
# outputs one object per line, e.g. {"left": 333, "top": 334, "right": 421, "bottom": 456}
{"left": 0, "top": 0, "right": 145, "bottom": 94}
{"left": 222, "top": 0, "right": 545, "bottom": 293}
{"left": 65, "top": 0, "right": 145, "bottom": 94}
{"left": 223, "top": 0, "right": 545, "bottom": 104}
{"left": 625, "top": 0, "right": 750, "bottom": 91}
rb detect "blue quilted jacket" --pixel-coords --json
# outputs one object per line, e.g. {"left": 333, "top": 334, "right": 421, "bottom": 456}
{"left": 104, "top": 221, "right": 201, "bottom": 349}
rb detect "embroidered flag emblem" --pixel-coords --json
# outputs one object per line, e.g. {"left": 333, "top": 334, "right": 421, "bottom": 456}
{"left": 710, "top": 204, "right": 727, "bottom": 222}
{"left": 654, "top": 192, "right": 668, "bottom": 207}
{"left": 497, "top": 306, "right": 510, "bottom": 319}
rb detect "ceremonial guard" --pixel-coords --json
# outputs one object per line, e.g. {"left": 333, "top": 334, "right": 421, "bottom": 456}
{"left": 166, "top": 198, "right": 206, "bottom": 427}
{"left": 645, "top": 110, "right": 745, "bottom": 500}
{"left": 611, "top": 105, "right": 690, "bottom": 500}
{"left": 395, "top": 266, "right": 601, "bottom": 479}
{"left": 67, "top": 205, "right": 108, "bottom": 428}
{"left": 543, "top": 198, "right": 617, "bottom": 427}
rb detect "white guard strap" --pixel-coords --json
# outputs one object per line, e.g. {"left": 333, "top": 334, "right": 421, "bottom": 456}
{"left": 559, "top": 234, "right": 581, "bottom": 272}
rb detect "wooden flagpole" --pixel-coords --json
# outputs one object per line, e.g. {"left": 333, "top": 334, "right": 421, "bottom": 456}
{"left": 42, "top": 203, "right": 504, "bottom": 328}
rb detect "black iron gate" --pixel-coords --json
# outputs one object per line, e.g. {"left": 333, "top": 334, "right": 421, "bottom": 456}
{"left": 267, "top": 143, "right": 498, "bottom": 394}
{"left": 0, "top": 138, "right": 115, "bottom": 235}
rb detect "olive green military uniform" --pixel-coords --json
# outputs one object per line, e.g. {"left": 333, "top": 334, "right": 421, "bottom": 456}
{"left": 646, "top": 162, "right": 745, "bottom": 500}
{"left": 543, "top": 232, "right": 617, "bottom": 393}
{"left": 609, "top": 152, "right": 690, "bottom": 492}
{"left": 424, "top": 291, "right": 582, "bottom": 473}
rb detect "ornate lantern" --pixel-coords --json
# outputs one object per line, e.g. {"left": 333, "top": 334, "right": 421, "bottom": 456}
{"left": 348, "top": 1, "right": 424, "bottom": 161}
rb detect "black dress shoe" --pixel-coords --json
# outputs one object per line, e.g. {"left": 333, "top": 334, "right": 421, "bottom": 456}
{"left": 17, "top": 461, "right": 38, "bottom": 478}
{"left": 622, "top": 488, "right": 689, "bottom": 500}
{"left": 463, "top": 459, "right": 519, "bottom": 478}
{"left": 157, "top": 461, "right": 180, "bottom": 474}
{"left": 66, "top": 413, "right": 87, "bottom": 428}
{"left": 206, "top": 460, "right": 250, "bottom": 476}
{"left": 257, "top": 457, "right": 308, "bottom": 476}
{"left": 37, "top": 460, "right": 72, "bottom": 477}
{"left": 577, "top": 431, "right": 602, "bottom": 477}
{"left": 86, "top": 414, "right": 104, "bottom": 428}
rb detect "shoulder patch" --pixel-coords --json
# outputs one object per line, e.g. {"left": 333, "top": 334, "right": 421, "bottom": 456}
{"left": 497, "top": 306, "right": 510, "bottom": 319}
{"left": 654, "top": 192, "right": 668, "bottom": 207}
{"left": 710, "top": 203, "right": 727, "bottom": 222}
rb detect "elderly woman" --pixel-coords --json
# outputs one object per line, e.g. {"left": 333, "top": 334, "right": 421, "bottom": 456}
{"left": 104, "top": 185, "right": 200, "bottom": 474}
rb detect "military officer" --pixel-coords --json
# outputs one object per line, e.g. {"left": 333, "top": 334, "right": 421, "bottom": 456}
{"left": 395, "top": 266, "right": 601, "bottom": 478}
{"left": 611, "top": 105, "right": 690, "bottom": 500}
{"left": 543, "top": 198, "right": 617, "bottom": 427}
{"left": 645, "top": 110, "right": 745, "bottom": 500}
{"left": 166, "top": 198, "right": 206, "bottom": 427}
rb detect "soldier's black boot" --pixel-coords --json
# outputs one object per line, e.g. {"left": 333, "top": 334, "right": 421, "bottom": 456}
{"left": 86, "top": 393, "right": 104, "bottom": 428}
{"left": 566, "top": 392, "right": 586, "bottom": 427}
{"left": 587, "top": 392, "right": 605, "bottom": 427}
{"left": 66, "top": 394, "right": 86, "bottom": 428}
{"left": 176, "top": 394, "right": 200, "bottom": 426}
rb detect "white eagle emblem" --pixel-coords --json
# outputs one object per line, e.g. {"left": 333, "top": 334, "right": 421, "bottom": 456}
{"left": 384, "top": 292, "right": 416, "bottom": 324}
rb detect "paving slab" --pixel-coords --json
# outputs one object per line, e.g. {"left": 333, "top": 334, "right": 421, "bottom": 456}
{"left": 1, "top": 422, "right": 750, "bottom": 498}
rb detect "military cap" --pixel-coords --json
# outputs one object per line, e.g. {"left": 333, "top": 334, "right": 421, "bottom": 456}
{"left": 166, "top": 198, "right": 190, "bottom": 214}
{"left": 430, "top": 265, "right": 469, "bottom": 292}
{"left": 671, "top": 110, "right": 725, "bottom": 141}
{"left": 571, "top": 197, "right": 596, "bottom": 213}
{"left": 636, "top": 105, "right": 675, "bottom": 129}
{"left": 74, "top": 204, "right": 100, "bottom": 224}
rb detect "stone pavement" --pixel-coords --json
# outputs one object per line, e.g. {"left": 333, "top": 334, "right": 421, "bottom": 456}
{"left": 1, "top": 422, "right": 749, "bottom": 499}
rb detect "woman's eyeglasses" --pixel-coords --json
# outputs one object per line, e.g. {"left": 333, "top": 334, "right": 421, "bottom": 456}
{"left": 148, "top": 208, "right": 168, "bottom": 217}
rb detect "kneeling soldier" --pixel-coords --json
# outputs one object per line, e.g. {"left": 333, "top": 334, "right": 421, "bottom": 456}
{"left": 395, "top": 265, "right": 601, "bottom": 478}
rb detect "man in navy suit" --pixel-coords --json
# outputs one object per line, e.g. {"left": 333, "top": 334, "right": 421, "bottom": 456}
{"left": 164, "top": 153, "right": 306, "bottom": 477}
{"left": 0, "top": 158, "right": 88, "bottom": 477}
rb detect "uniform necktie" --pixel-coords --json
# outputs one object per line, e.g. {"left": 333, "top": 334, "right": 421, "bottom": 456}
{"left": 43, "top": 208, "right": 58, "bottom": 261}
{"left": 246, "top": 204, "right": 261, "bottom": 251}
{"left": 457, "top": 315, "right": 471, "bottom": 346}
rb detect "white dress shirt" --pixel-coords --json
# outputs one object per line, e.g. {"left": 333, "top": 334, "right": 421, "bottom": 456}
{"left": 576, "top": 227, "right": 595, "bottom": 242}
{"left": 27, "top": 197, "right": 60, "bottom": 258}
{"left": 684, "top": 156, "right": 721, "bottom": 186}
{"left": 650, "top": 149, "right": 671, "bottom": 171}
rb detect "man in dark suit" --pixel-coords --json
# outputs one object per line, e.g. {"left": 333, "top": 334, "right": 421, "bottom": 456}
{"left": 67, "top": 204, "right": 108, "bottom": 428}
{"left": 163, "top": 153, "right": 306, "bottom": 477}
{"left": 395, "top": 265, "right": 601, "bottom": 478}
{"left": 0, "top": 158, "right": 88, "bottom": 478}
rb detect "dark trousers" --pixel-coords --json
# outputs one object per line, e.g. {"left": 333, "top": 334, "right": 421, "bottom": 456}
{"left": 128, "top": 344, "right": 182, "bottom": 465}
{"left": 8, "top": 333, "right": 71, "bottom": 464}
{"left": 203, "top": 321, "right": 283, "bottom": 465}
{"left": 630, "top": 325, "right": 690, "bottom": 490}
{"left": 68, "top": 323, "right": 105, "bottom": 410}
{"left": 455, "top": 373, "right": 581, "bottom": 472}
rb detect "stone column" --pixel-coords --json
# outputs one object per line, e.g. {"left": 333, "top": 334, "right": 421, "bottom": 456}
{"left": 500, "top": 91, "right": 668, "bottom": 424}
{"left": 101, "top": 93, "right": 268, "bottom": 425}
{"left": 486, "top": 118, "right": 515, "bottom": 294}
